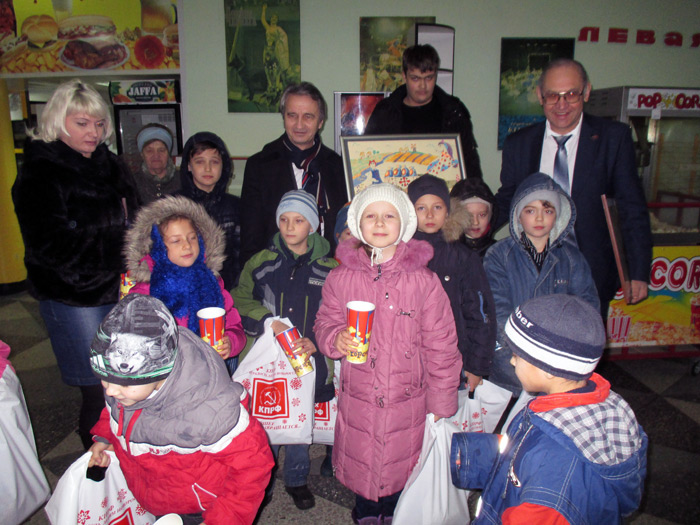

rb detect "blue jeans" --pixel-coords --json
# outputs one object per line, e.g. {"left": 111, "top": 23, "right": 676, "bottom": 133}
{"left": 39, "top": 300, "right": 115, "bottom": 386}
{"left": 270, "top": 444, "right": 310, "bottom": 487}
{"left": 488, "top": 346, "right": 521, "bottom": 397}
{"left": 354, "top": 491, "right": 402, "bottom": 519}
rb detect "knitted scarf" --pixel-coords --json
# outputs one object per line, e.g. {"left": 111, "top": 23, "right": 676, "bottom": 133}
{"left": 282, "top": 133, "right": 327, "bottom": 230}
{"left": 148, "top": 225, "right": 224, "bottom": 335}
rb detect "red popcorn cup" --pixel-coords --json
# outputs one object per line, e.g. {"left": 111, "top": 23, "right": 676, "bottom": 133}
{"left": 691, "top": 295, "right": 700, "bottom": 332}
{"left": 346, "top": 301, "right": 375, "bottom": 364}
{"left": 607, "top": 315, "right": 631, "bottom": 342}
{"left": 197, "top": 307, "right": 225, "bottom": 351}
{"left": 119, "top": 272, "right": 136, "bottom": 300}
{"left": 275, "top": 326, "right": 314, "bottom": 377}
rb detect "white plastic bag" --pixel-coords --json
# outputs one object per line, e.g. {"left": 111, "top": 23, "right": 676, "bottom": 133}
{"left": 233, "top": 317, "right": 316, "bottom": 445}
{"left": 312, "top": 360, "right": 340, "bottom": 445}
{"left": 446, "top": 379, "right": 512, "bottom": 434}
{"left": 0, "top": 363, "right": 50, "bottom": 525}
{"left": 393, "top": 415, "right": 470, "bottom": 525}
{"left": 45, "top": 450, "right": 155, "bottom": 525}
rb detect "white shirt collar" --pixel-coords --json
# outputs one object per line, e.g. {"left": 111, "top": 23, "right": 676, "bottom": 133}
{"left": 544, "top": 114, "right": 584, "bottom": 141}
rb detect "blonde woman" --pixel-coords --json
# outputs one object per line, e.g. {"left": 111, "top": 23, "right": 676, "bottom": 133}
{"left": 12, "top": 79, "right": 139, "bottom": 449}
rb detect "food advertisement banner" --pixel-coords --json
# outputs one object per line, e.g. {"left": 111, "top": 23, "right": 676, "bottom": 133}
{"left": 0, "top": 0, "right": 179, "bottom": 75}
{"left": 607, "top": 245, "right": 700, "bottom": 347}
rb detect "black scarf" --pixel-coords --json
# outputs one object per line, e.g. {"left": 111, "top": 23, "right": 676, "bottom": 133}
{"left": 520, "top": 231, "right": 550, "bottom": 272}
{"left": 282, "top": 133, "right": 327, "bottom": 231}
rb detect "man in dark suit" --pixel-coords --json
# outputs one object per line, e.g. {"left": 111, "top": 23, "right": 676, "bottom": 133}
{"left": 240, "top": 82, "right": 348, "bottom": 264}
{"left": 494, "top": 59, "right": 652, "bottom": 316}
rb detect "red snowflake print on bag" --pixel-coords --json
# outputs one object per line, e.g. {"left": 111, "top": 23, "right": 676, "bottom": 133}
{"left": 290, "top": 377, "right": 302, "bottom": 390}
{"left": 292, "top": 397, "right": 300, "bottom": 407}
{"left": 242, "top": 378, "right": 251, "bottom": 391}
{"left": 472, "top": 411, "right": 480, "bottom": 420}
{"left": 77, "top": 510, "right": 91, "bottom": 525}
{"left": 299, "top": 413, "right": 307, "bottom": 423}
{"left": 101, "top": 497, "right": 108, "bottom": 508}
{"left": 482, "top": 407, "right": 488, "bottom": 416}
{"left": 136, "top": 504, "right": 147, "bottom": 515}
{"left": 278, "top": 361, "right": 286, "bottom": 370}
{"left": 462, "top": 421, "right": 469, "bottom": 431}
{"left": 117, "top": 488, "right": 128, "bottom": 502}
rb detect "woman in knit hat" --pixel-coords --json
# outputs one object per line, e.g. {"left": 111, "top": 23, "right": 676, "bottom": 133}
{"left": 132, "top": 123, "right": 180, "bottom": 205}
{"left": 314, "top": 183, "right": 461, "bottom": 524}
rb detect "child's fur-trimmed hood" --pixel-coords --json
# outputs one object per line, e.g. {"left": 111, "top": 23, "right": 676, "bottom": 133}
{"left": 124, "top": 195, "right": 226, "bottom": 282}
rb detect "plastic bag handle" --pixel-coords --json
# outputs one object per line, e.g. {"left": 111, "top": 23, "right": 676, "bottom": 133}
{"left": 86, "top": 465, "right": 107, "bottom": 482}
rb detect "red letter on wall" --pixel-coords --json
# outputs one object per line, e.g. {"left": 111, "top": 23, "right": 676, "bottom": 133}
{"left": 690, "top": 33, "right": 700, "bottom": 48}
{"left": 608, "top": 28, "right": 629, "bottom": 43}
{"left": 578, "top": 27, "right": 600, "bottom": 42}
{"left": 664, "top": 32, "right": 683, "bottom": 47}
{"left": 636, "top": 30, "right": 656, "bottom": 45}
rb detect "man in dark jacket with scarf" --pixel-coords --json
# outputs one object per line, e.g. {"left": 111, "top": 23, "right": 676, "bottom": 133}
{"left": 240, "top": 82, "right": 347, "bottom": 264}
{"left": 365, "top": 44, "right": 483, "bottom": 179}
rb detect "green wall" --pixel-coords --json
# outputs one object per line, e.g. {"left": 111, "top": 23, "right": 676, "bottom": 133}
{"left": 181, "top": 0, "right": 700, "bottom": 194}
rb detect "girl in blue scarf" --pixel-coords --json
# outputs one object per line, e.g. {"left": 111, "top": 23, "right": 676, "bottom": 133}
{"left": 125, "top": 196, "right": 246, "bottom": 375}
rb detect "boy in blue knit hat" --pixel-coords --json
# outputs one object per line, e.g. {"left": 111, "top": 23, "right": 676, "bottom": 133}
{"left": 451, "top": 294, "right": 647, "bottom": 524}
{"left": 232, "top": 189, "right": 338, "bottom": 510}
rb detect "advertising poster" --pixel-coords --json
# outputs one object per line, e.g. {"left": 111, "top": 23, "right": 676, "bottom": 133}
{"left": 498, "top": 38, "right": 574, "bottom": 149}
{"left": 224, "top": 0, "right": 301, "bottom": 113}
{"left": 359, "top": 16, "right": 435, "bottom": 92}
{"left": 607, "top": 245, "right": 700, "bottom": 347}
{"left": 334, "top": 91, "right": 388, "bottom": 153}
{"left": 0, "top": 0, "right": 179, "bottom": 75}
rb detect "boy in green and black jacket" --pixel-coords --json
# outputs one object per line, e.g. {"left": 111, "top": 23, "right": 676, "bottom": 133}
{"left": 232, "top": 189, "right": 337, "bottom": 510}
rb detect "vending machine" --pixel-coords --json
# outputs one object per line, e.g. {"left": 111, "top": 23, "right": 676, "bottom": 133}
{"left": 109, "top": 79, "right": 182, "bottom": 175}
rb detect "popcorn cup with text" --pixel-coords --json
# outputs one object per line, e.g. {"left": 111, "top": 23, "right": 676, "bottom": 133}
{"left": 119, "top": 272, "right": 136, "bottom": 300}
{"left": 346, "top": 301, "right": 375, "bottom": 364}
{"left": 197, "top": 307, "right": 225, "bottom": 353}
{"left": 275, "top": 326, "right": 314, "bottom": 377}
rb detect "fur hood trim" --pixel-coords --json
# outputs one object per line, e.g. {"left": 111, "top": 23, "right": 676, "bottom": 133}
{"left": 336, "top": 238, "right": 433, "bottom": 272}
{"left": 125, "top": 195, "right": 226, "bottom": 282}
{"left": 442, "top": 196, "right": 473, "bottom": 242}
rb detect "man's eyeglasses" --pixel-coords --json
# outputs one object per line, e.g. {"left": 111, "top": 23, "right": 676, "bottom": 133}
{"left": 542, "top": 90, "right": 584, "bottom": 105}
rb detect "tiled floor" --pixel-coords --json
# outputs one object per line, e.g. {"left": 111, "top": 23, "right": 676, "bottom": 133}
{"left": 1, "top": 289, "right": 698, "bottom": 525}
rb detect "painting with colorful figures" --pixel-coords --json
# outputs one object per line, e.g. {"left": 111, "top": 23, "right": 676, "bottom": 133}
{"left": 341, "top": 134, "right": 465, "bottom": 197}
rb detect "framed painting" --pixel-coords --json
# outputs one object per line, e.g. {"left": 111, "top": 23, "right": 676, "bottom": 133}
{"left": 341, "top": 134, "right": 465, "bottom": 198}
{"left": 334, "top": 91, "right": 389, "bottom": 153}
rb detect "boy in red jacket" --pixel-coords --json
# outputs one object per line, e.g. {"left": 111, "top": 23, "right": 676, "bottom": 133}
{"left": 88, "top": 294, "right": 273, "bottom": 525}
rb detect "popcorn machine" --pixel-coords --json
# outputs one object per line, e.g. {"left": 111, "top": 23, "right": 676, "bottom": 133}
{"left": 586, "top": 87, "right": 700, "bottom": 362}
{"left": 586, "top": 86, "right": 700, "bottom": 233}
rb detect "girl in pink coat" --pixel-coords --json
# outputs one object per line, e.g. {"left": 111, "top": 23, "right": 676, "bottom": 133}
{"left": 314, "top": 183, "right": 461, "bottom": 524}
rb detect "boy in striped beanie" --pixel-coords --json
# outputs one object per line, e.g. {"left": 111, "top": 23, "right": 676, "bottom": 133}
{"left": 451, "top": 294, "right": 648, "bottom": 524}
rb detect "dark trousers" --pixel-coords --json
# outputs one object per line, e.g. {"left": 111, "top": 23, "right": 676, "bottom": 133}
{"left": 354, "top": 490, "right": 401, "bottom": 519}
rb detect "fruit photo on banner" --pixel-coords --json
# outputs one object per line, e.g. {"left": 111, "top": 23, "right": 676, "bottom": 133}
{"left": 1, "top": 0, "right": 179, "bottom": 74}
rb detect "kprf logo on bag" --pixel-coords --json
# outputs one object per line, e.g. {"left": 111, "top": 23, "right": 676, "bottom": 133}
{"left": 314, "top": 401, "right": 330, "bottom": 422}
{"left": 252, "top": 378, "right": 289, "bottom": 419}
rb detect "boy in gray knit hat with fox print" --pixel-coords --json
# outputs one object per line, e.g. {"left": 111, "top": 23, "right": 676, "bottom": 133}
{"left": 87, "top": 294, "right": 273, "bottom": 525}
